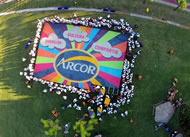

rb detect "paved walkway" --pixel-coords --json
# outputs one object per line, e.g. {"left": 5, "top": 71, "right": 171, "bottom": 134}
{"left": 154, "top": 0, "right": 190, "bottom": 12}
{"left": 0, "top": 0, "right": 14, "bottom": 4}
{"left": 0, "top": 7, "right": 189, "bottom": 31}
{"left": 0, "top": 0, "right": 190, "bottom": 31}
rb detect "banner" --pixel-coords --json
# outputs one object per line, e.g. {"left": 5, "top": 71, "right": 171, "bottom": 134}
{"left": 34, "top": 23, "right": 128, "bottom": 89}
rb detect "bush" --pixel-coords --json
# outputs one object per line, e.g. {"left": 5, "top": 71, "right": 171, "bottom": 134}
{"left": 179, "top": 104, "right": 190, "bottom": 137}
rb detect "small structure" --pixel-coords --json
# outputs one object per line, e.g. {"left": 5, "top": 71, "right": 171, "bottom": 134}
{"left": 104, "top": 97, "right": 110, "bottom": 107}
{"left": 154, "top": 102, "right": 175, "bottom": 123}
{"left": 88, "top": 109, "right": 95, "bottom": 118}
{"left": 51, "top": 110, "right": 58, "bottom": 118}
{"left": 169, "top": 49, "right": 175, "bottom": 54}
{"left": 138, "top": 75, "right": 143, "bottom": 80}
{"left": 175, "top": 133, "right": 183, "bottom": 137}
{"left": 97, "top": 107, "right": 103, "bottom": 116}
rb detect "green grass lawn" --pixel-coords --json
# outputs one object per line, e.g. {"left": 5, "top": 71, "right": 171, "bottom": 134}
{"left": 0, "top": 0, "right": 190, "bottom": 28}
{"left": 0, "top": 9, "right": 190, "bottom": 137}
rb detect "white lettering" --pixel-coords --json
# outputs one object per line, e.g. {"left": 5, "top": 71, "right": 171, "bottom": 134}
{"left": 87, "top": 65, "right": 96, "bottom": 75}
{"left": 80, "top": 64, "right": 88, "bottom": 73}
{"left": 56, "top": 58, "right": 97, "bottom": 75}
{"left": 56, "top": 58, "right": 66, "bottom": 68}
{"left": 73, "top": 63, "right": 80, "bottom": 71}
{"left": 66, "top": 62, "right": 74, "bottom": 70}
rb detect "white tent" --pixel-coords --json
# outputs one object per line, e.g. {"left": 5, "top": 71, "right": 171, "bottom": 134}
{"left": 154, "top": 102, "right": 175, "bottom": 123}
{"left": 176, "top": 133, "right": 183, "bottom": 137}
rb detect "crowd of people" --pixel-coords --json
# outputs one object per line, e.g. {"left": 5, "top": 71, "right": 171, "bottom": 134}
{"left": 19, "top": 14, "right": 143, "bottom": 122}
{"left": 167, "top": 78, "right": 183, "bottom": 107}
{"left": 0, "top": 0, "right": 8, "bottom": 4}
{"left": 155, "top": 78, "right": 183, "bottom": 136}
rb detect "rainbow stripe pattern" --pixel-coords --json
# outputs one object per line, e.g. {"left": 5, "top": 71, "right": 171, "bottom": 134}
{"left": 34, "top": 23, "right": 128, "bottom": 89}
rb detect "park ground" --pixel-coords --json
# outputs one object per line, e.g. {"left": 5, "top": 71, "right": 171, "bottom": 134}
{"left": 0, "top": 0, "right": 190, "bottom": 137}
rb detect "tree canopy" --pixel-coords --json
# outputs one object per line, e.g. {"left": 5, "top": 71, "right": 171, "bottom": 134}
{"left": 73, "top": 118, "right": 98, "bottom": 137}
{"left": 179, "top": 104, "right": 190, "bottom": 137}
{"left": 175, "top": 0, "right": 187, "bottom": 10}
{"left": 40, "top": 119, "right": 62, "bottom": 137}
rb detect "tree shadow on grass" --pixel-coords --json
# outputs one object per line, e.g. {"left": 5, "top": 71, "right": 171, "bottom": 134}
{"left": 0, "top": 11, "right": 102, "bottom": 137}
{"left": 0, "top": 10, "right": 102, "bottom": 95}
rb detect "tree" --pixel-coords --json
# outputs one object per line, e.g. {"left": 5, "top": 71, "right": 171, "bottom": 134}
{"left": 41, "top": 119, "right": 53, "bottom": 128}
{"left": 40, "top": 119, "right": 62, "bottom": 137}
{"left": 179, "top": 104, "right": 190, "bottom": 136}
{"left": 143, "top": 0, "right": 154, "bottom": 4}
{"left": 174, "top": 0, "right": 187, "bottom": 11}
{"left": 73, "top": 118, "right": 98, "bottom": 137}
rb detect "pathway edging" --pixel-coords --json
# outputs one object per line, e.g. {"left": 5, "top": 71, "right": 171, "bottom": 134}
{"left": 0, "top": 7, "right": 189, "bottom": 31}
